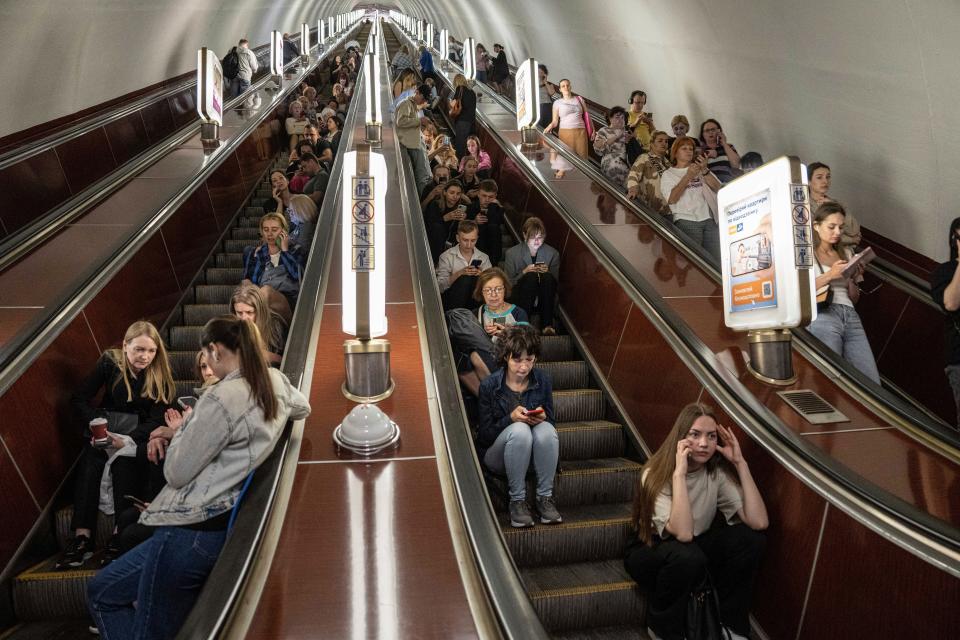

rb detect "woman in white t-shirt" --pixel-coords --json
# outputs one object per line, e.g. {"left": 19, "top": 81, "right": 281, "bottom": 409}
{"left": 625, "top": 403, "right": 767, "bottom": 640}
{"left": 659, "top": 136, "right": 722, "bottom": 260}
{"left": 543, "top": 79, "right": 591, "bottom": 178}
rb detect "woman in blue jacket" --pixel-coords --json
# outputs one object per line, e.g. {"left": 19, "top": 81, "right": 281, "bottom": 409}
{"left": 476, "top": 325, "right": 561, "bottom": 528}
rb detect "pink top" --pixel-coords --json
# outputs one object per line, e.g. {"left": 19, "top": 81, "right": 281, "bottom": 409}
{"left": 459, "top": 150, "right": 492, "bottom": 173}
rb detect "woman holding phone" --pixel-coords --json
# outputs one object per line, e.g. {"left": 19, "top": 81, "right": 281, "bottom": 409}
{"left": 477, "top": 325, "right": 561, "bottom": 528}
{"left": 88, "top": 315, "right": 311, "bottom": 639}
{"left": 504, "top": 217, "right": 560, "bottom": 335}
{"left": 241, "top": 212, "right": 307, "bottom": 324}
{"left": 625, "top": 403, "right": 767, "bottom": 640}
{"left": 810, "top": 202, "right": 880, "bottom": 383}
{"left": 543, "top": 79, "right": 591, "bottom": 177}
{"left": 56, "top": 321, "right": 176, "bottom": 570}
{"left": 424, "top": 180, "right": 467, "bottom": 262}
{"left": 270, "top": 170, "right": 317, "bottom": 241}
{"left": 660, "top": 136, "right": 722, "bottom": 260}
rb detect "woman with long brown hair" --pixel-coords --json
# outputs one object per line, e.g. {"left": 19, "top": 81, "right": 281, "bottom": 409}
{"left": 89, "top": 315, "right": 311, "bottom": 638}
{"left": 231, "top": 283, "right": 288, "bottom": 366}
{"left": 625, "top": 403, "right": 767, "bottom": 640}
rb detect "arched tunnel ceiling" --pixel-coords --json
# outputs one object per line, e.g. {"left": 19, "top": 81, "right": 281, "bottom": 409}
{"left": 2, "top": 0, "right": 957, "bottom": 259}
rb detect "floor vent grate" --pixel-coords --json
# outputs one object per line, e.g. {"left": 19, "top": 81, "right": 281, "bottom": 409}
{"left": 777, "top": 390, "right": 849, "bottom": 425}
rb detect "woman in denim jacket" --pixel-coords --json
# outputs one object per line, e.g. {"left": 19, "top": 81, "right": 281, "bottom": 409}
{"left": 476, "top": 325, "right": 561, "bottom": 528}
{"left": 88, "top": 316, "right": 311, "bottom": 639}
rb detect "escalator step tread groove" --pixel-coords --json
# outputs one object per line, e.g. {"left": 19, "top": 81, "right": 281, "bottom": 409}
{"left": 0, "top": 619, "right": 95, "bottom": 640}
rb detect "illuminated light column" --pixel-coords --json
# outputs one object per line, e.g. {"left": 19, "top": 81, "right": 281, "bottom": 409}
{"left": 426, "top": 23, "right": 434, "bottom": 49}
{"left": 717, "top": 156, "right": 817, "bottom": 385}
{"left": 300, "top": 23, "right": 310, "bottom": 65}
{"left": 328, "top": 17, "right": 334, "bottom": 40}
{"left": 439, "top": 28, "right": 449, "bottom": 66}
{"left": 515, "top": 58, "right": 540, "bottom": 145}
{"left": 416, "top": 19, "right": 424, "bottom": 43}
{"left": 340, "top": 145, "right": 394, "bottom": 405}
{"left": 364, "top": 51, "right": 383, "bottom": 144}
{"left": 371, "top": 15, "right": 380, "bottom": 56}
{"left": 270, "top": 30, "right": 283, "bottom": 85}
{"left": 196, "top": 47, "right": 223, "bottom": 149}
{"left": 463, "top": 37, "right": 477, "bottom": 81}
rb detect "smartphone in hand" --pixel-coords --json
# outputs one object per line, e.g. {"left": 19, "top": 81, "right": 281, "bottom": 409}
{"left": 471, "top": 259, "right": 483, "bottom": 268}
{"left": 177, "top": 396, "right": 197, "bottom": 411}
{"left": 525, "top": 408, "right": 544, "bottom": 416}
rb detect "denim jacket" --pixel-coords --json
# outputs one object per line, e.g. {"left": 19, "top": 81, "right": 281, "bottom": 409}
{"left": 476, "top": 367, "right": 555, "bottom": 450}
{"left": 140, "top": 368, "right": 310, "bottom": 527}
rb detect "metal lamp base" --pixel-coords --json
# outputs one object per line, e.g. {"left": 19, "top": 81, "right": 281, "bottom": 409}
{"left": 200, "top": 123, "right": 220, "bottom": 152}
{"left": 521, "top": 126, "right": 539, "bottom": 146}
{"left": 365, "top": 123, "right": 382, "bottom": 145}
{"left": 746, "top": 329, "right": 797, "bottom": 386}
{"left": 343, "top": 339, "right": 393, "bottom": 402}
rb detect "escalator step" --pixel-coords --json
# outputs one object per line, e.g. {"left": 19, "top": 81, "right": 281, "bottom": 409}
{"left": 215, "top": 253, "right": 245, "bottom": 268}
{"left": 181, "top": 303, "right": 230, "bottom": 326}
{"left": 231, "top": 227, "right": 261, "bottom": 240}
{"left": 13, "top": 558, "right": 96, "bottom": 620}
{"left": 521, "top": 560, "right": 645, "bottom": 632}
{"left": 537, "top": 361, "right": 589, "bottom": 390}
{"left": 540, "top": 335, "right": 576, "bottom": 362}
{"left": 238, "top": 216, "right": 263, "bottom": 228}
{"left": 245, "top": 206, "right": 266, "bottom": 217}
{"left": 0, "top": 618, "right": 94, "bottom": 639}
{"left": 554, "top": 390, "right": 605, "bottom": 423}
{"left": 556, "top": 420, "right": 627, "bottom": 460}
{"left": 500, "top": 502, "right": 633, "bottom": 567}
{"left": 169, "top": 326, "right": 203, "bottom": 350}
{"left": 223, "top": 239, "right": 252, "bottom": 254}
{"left": 175, "top": 380, "right": 197, "bottom": 398}
{"left": 204, "top": 267, "right": 243, "bottom": 285}
{"left": 54, "top": 507, "right": 113, "bottom": 552}
{"left": 169, "top": 350, "right": 202, "bottom": 378}
{"left": 552, "top": 625, "right": 650, "bottom": 639}
{"left": 195, "top": 285, "right": 236, "bottom": 304}
{"left": 487, "top": 458, "right": 641, "bottom": 510}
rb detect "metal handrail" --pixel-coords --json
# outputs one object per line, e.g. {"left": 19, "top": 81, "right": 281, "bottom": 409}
{"left": 0, "top": 30, "right": 329, "bottom": 272}
{"left": 390, "top": 20, "right": 960, "bottom": 576}
{"left": 174, "top": 26, "right": 370, "bottom": 639}
{"left": 0, "top": 25, "right": 361, "bottom": 400}
{"left": 451, "top": 55, "right": 960, "bottom": 454}
{"left": 381, "top": 26, "right": 549, "bottom": 639}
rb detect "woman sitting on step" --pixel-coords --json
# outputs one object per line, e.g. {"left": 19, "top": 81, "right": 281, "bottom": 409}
{"left": 476, "top": 324, "right": 561, "bottom": 528}
{"left": 241, "top": 212, "right": 307, "bottom": 325}
{"left": 270, "top": 170, "right": 318, "bottom": 242}
{"left": 56, "top": 321, "right": 176, "bottom": 570}
{"left": 231, "top": 283, "right": 288, "bottom": 366}
{"left": 625, "top": 403, "right": 768, "bottom": 640}
{"left": 504, "top": 217, "right": 560, "bottom": 335}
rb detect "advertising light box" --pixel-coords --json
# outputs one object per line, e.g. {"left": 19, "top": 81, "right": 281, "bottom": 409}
{"left": 463, "top": 37, "right": 476, "bottom": 81}
{"left": 196, "top": 47, "right": 223, "bottom": 126}
{"left": 515, "top": 58, "right": 539, "bottom": 130}
{"left": 718, "top": 156, "right": 815, "bottom": 331}
{"left": 270, "top": 30, "right": 283, "bottom": 75}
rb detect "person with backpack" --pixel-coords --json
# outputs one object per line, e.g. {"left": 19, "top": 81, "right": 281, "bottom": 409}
{"left": 226, "top": 39, "right": 259, "bottom": 98}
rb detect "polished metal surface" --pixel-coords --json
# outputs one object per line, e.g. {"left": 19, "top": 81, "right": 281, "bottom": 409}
{"left": 343, "top": 339, "right": 394, "bottom": 401}
{"left": 397, "top": 23, "right": 960, "bottom": 576}
{"left": 746, "top": 329, "right": 797, "bottom": 386}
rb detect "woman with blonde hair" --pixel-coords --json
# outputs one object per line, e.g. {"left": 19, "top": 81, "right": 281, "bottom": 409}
{"left": 285, "top": 100, "right": 309, "bottom": 152}
{"left": 231, "top": 284, "right": 288, "bottom": 366}
{"left": 625, "top": 403, "right": 767, "bottom": 640}
{"left": 56, "top": 321, "right": 176, "bottom": 570}
{"left": 241, "top": 212, "right": 307, "bottom": 323}
{"left": 270, "top": 170, "right": 318, "bottom": 242}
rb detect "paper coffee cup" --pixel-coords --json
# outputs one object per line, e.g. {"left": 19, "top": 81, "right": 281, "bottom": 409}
{"left": 90, "top": 417, "right": 108, "bottom": 440}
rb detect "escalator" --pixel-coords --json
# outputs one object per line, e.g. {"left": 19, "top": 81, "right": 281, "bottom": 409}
{"left": 0, "top": 22, "right": 370, "bottom": 639}
{"left": 388, "top": 19, "right": 959, "bottom": 640}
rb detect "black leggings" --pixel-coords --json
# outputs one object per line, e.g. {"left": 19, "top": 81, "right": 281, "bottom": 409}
{"left": 442, "top": 276, "right": 479, "bottom": 312}
{"left": 510, "top": 272, "right": 558, "bottom": 329}
{"left": 624, "top": 523, "right": 765, "bottom": 640}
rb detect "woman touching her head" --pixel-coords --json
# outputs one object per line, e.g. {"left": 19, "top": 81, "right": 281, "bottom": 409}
{"left": 625, "top": 404, "right": 767, "bottom": 640}
{"left": 88, "top": 316, "right": 311, "bottom": 639}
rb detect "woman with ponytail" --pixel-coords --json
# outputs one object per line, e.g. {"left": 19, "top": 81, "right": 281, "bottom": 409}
{"left": 88, "top": 316, "right": 311, "bottom": 639}
{"left": 625, "top": 403, "right": 767, "bottom": 640}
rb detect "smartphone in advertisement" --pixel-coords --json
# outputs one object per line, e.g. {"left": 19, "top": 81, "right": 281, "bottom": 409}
{"left": 177, "top": 396, "right": 197, "bottom": 411}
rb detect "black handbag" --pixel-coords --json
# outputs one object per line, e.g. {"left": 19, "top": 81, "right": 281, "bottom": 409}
{"left": 685, "top": 573, "right": 731, "bottom": 640}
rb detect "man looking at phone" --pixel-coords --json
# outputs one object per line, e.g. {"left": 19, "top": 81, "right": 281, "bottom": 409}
{"left": 465, "top": 179, "right": 505, "bottom": 264}
{"left": 299, "top": 153, "right": 329, "bottom": 206}
{"left": 396, "top": 84, "right": 433, "bottom": 193}
{"left": 436, "top": 220, "right": 491, "bottom": 311}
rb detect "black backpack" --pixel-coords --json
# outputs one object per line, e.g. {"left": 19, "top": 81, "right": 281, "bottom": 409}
{"left": 222, "top": 47, "right": 241, "bottom": 80}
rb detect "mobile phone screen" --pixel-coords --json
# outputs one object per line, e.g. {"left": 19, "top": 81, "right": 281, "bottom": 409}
{"left": 525, "top": 408, "right": 544, "bottom": 416}
{"left": 177, "top": 396, "right": 198, "bottom": 410}
{"left": 471, "top": 259, "right": 482, "bottom": 267}
{"left": 493, "top": 317, "right": 506, "bottom": 326}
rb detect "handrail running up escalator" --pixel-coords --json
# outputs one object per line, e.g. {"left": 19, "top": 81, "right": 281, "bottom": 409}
{"left": 0, "top": 27, "right": 333, "bottom": 273}
{"left": 0, "top": 24, "right": 362, "bottom": 400}
{"left": 174, "top": 22, "right": 370, "bottom": 640}
{"left": 380, "top": 26, "right": 549, "bottom": 640}
{"left": 442, "top": 44, "right": 960, "bottom": 455}
{"left": 391, "top": 20, "right": 960, "bottom": 577}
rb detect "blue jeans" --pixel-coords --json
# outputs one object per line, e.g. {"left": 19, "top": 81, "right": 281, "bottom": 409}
{"left": 484, "top": 422, "right": 559, "bottom": 501}
{"left": 230, "top": 77, "right": 250, "bottom": 98}
{"left": 88, "top": 526, "right": 227, "bottom": 640}
{"left": 674, "top": 218, "right": 720, "bottom": 261}
{"left": 405, "top": 144, "right": 431, "bottom": 194}
{"left": 808, "top": 303, "right": 880, "bottom": 383}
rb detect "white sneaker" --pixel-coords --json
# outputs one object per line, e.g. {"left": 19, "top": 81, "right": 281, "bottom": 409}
{"left": 724, "top": 627, "right": 750, "bottom": 640}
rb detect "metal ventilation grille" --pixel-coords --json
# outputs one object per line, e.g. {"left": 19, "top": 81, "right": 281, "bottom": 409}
{"left": 777, "top": 390, "right": 849, "bottom": 425}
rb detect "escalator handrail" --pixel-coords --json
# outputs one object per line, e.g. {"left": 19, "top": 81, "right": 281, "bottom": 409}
{"left": 0, "top": 29, "right": 335, "bottom": 274}
{"left": 0, "top": 29, "right": 318, "bottom": 169}
{"left": 380, "top": 26, "right": 550, "bottom": 640}
{"left": 173, "top": 24, "right": 370, "bottom": 640}
{"left": 456, "top": 57, "right": 960, "bottom": 454}
{"left": 0, "top": 25, "right": 362, "bottom": 401}
{"left": 396, "top": 23, "right": 960, "bottom": 576}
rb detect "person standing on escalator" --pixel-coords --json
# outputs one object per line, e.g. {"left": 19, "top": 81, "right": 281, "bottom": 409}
{"left": 626, "top": 403, "right": 767, "bottom": 640}
{"left": 449, "top": 74, "right": 477, "bottom": 160}
{"left": 930, "top": 216, "right": 960, "bottom": 430}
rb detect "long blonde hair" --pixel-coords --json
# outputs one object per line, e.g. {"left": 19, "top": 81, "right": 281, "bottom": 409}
{"left": 631, "top": 403, "right": 734, "bottom": 544}
{"left": 107, "top": 321, "right": 175, "bottom": 404}
{"left": 231, "top": 284, "right": 277, "bottom": 351}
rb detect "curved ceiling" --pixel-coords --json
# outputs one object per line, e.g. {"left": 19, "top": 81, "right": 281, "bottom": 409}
{"left": 3, "top": 0, "right": 956, "bottom": 259}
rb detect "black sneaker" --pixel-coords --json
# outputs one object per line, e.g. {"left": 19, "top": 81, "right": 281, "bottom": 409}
{"left": 536, "top": 495, "right": 563, "bottom": 524}
{"left": 98, "top": 535, "right": 122, "bottom": 568}
{"left": 508, "top": 500, "right": 534, "bottom": 528}
{"left": 55, "top": 534, "right": 93, "bottom": 570}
